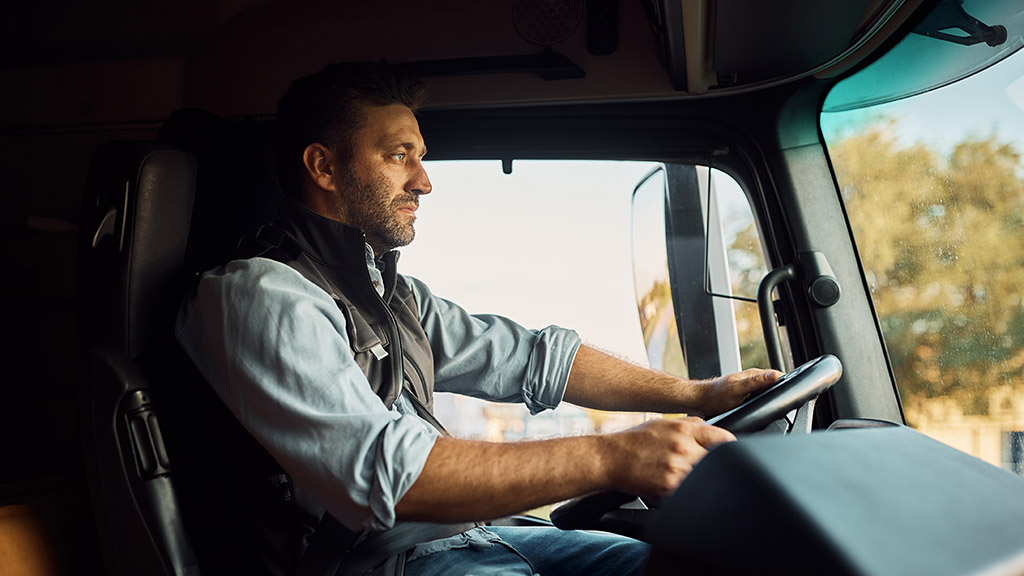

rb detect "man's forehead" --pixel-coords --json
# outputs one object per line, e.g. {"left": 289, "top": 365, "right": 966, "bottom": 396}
{"left": 362, "top": 104, "right": 425, "bottom": 148}
{"left": 380, "top": 126, "right": 425, "bottom": 148}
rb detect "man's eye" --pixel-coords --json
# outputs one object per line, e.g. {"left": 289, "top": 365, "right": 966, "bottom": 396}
{"left": 392, "top": 153, "right": 406, "bottom": 161}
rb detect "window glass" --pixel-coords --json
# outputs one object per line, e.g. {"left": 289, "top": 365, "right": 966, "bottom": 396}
{"left": 822, "top": 42, "right": 1024, "bottom": 474}
{"left": 709, "top": 170, "right": 771, "bottom": 371}
{"left": 402, "top": 160, "right": 657, "bottom": 440}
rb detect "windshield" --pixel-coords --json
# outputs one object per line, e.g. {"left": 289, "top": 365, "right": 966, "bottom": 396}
{"left": 822, "top": 0, "right": 1024, "bottom": 475}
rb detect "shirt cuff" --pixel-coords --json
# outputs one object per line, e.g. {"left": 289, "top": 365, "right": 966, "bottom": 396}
{"left": 364, "top": 414, "right": 441, "bottom": 531}
{"left": 523, "top": 326, "right": 582, "bottom": 415}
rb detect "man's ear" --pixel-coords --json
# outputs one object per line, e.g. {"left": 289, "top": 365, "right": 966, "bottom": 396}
{"left": 301, "top": 143, "right": 340, "bottom": 193}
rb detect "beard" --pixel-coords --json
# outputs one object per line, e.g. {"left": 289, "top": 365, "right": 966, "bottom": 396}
{"left": 335, "top": 168, "right": 418, "bottom": 254}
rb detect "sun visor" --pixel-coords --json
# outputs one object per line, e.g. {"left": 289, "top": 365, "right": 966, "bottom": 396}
{"left": 824, "top": 0, "right": 1024, "bottom": 112}
{"left": 714, "top": 0, "right": 868, "bottom": 87}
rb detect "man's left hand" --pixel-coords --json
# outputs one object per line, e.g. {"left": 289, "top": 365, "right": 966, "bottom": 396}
{"left": 692, "top": 368, "right": 783, "bottom": 418}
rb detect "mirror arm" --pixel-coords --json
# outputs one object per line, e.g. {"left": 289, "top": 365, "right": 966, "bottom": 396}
{"left": 912, "top": 0, "right": 1007, "bottom": 48}
{"left": 757, "top": 263, "right": 798, "bottom": 371}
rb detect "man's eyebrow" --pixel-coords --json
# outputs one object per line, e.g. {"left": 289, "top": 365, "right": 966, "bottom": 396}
{"left": 388, "top": 140, "right": 428, "bottom": 155}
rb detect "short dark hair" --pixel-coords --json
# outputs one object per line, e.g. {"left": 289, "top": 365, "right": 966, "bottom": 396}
{"left": 274, "top": 61, "right": 428, "bottom": 197}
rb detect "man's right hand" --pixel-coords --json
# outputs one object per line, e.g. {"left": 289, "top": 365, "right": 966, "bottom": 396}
{"left": 397, "top": 416, "right": 735, "bottom": 523}
{"left": 601, "top": 417, "right": 736, "bottom": 498}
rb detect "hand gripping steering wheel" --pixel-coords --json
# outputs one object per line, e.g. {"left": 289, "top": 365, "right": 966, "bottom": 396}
{"left": 549, "top": 354, "right": 843, "bottom": 534}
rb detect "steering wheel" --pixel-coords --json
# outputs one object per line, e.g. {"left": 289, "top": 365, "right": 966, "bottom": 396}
{"left": 549, "top": 354, "right": 843, "bottom": 535}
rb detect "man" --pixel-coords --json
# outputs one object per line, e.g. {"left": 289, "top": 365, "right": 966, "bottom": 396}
{"left": 176, "top": 62, "right": 780, "bottom": 576}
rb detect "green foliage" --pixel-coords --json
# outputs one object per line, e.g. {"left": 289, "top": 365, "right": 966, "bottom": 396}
{"left": 832, "top": 124, "right": 1024, "bottom": 420}
{"left": 638, "top": 279, "right": 687, "bottom": 378}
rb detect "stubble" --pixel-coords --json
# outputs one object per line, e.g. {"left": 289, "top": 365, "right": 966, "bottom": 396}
{"left": 337, "top": 168, "right": 418, "bottom": 254}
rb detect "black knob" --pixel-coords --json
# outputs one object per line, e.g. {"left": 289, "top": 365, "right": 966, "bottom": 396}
{"left": 808, "top": 276, "right": 841, "bottom": 307}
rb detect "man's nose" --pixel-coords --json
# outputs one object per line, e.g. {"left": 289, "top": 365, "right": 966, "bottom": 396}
{"left": 409, "top": 160, "right": 432, "bottom": 195}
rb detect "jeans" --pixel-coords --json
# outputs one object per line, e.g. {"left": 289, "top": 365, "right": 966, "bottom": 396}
{"left": 403, "top": 526, "right": 651, "bottom": 576}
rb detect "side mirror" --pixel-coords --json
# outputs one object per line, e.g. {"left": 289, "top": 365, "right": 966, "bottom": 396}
{"left": 631, "top": 165, "right": 768, "bottom": 379}
{"left": 631, "top": 166, "right": 687, "bottom": 376}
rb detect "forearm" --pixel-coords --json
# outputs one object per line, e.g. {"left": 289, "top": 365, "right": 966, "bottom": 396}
{"left": 395, "top": 434, "right": 610, "bottom": 523}
{"left": 563, "top": 345, "right": 703, "bottom": 414}
{"left": 395, "top": 415, "right": 735, "bottom": 523}
{"left": 562, "top": 345, "right": 781, "bottom": 418}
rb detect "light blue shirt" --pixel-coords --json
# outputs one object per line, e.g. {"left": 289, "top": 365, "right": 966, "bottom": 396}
{"left": 175, "top": 253, "right": 581, "bottom": 533}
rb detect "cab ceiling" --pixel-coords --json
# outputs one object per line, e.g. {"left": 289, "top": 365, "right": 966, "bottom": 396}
{"left": 3, "top": 0, "right": 913, "bottom": 119}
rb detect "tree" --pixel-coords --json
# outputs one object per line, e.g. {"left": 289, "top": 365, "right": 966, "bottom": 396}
{"left": 830, "top": 123, "right": 1024, "bottom": 421}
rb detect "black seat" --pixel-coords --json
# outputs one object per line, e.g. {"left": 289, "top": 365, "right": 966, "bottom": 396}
{"left": 79, "top": 109, "right": 287, "bottom": 575}
{"left": 80, "top": 109, "right": 395, "bottom": 576}
{"left": 157, "top": 107, "right": 281, "bottom": 275}
{"left": 78, "top": 140, "right": 201, "bottom": 576}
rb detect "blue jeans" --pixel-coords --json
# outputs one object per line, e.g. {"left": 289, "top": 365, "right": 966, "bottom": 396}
{"left": 403, "top": 526, "right": 650, "bottom": 576}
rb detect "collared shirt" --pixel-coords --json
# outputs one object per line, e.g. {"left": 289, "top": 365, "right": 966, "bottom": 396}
{"left": 365, "top": 243, "right": 385, "bottom": 297}
{"left": 175, "top": 252, "right": 582, "bottom": 533}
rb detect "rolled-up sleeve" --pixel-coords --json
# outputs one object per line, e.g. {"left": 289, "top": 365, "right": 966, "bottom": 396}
{"left": 405, "top": 276, "right": 582, "bottom": 415}
{"left": 175, "top": 257, "right": 439, "bottom": 531}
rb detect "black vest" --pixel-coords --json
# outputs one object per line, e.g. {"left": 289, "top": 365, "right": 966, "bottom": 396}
{"left": 190, "top": 198, "right": 443, "bottom": 575}
{"left": 255, "top": 198, "right": 439, "bottom": 418}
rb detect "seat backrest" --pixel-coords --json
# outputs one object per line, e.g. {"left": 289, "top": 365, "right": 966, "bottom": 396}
{"left": 79, "top": 140, "right": 201, "bottom": 576}
{"left": 79, "top": 109, "right": 287, "bottom": 575}
{"left": 157, "top": 108, "right": 281, "bottom": 274}
{"left": 79, "top": 105, "right": 295, "bottom": 574}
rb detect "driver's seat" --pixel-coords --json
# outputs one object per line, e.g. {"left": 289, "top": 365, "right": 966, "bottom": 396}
{"left": 77, "top": 108, "right": 285, "bottom": 574}
{"left": 78, "top": 140, "right": 201, "bottom": 575}
{"left": 77, "top": 109, "right": 315, "bottom": 576}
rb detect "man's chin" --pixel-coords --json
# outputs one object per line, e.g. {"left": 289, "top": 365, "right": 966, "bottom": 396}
{"left": 371, "top": 229, "right": 415, "bottom": 253}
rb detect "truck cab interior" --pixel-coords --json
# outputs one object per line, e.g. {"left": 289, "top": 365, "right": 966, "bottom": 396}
{"left": 5, "top": 0, "right": 1024, "bottom": 575}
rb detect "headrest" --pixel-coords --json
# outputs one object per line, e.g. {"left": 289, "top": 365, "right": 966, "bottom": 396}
{"left": 79, "top": 141, "right": 197, "bottom": 359}
{"left": 157, "top": 108, "right": 283, "bottom": 275}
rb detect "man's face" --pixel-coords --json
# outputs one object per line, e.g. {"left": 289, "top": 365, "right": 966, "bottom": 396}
{"left": 331, "top": 103, "right": 431, "bottom": 255}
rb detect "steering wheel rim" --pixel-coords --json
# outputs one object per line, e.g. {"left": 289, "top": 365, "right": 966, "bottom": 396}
{"left": 550, "top": 354, "right": 843, "bottom": 534}
{"left": 705, "top": 354, "right": 842, "bottom": 433}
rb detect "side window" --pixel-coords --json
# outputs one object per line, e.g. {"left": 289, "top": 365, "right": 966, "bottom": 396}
{"left": 631, "top": 164, "right": 771, "bottom": 380}
{"left": 822, "top": 40, "right": 1024, "bottom": 474}
{"left": 406, "top": 159, "right": 770, "bottom": 444}
{"left": 707, "top": 168, "right": 771, "bottom": 371}
{"left": 403, "top": 160, "right": 658, "bottom": 440}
